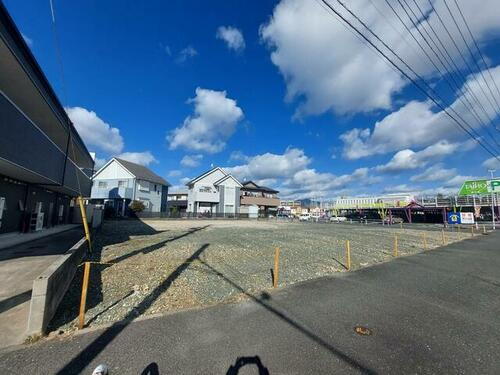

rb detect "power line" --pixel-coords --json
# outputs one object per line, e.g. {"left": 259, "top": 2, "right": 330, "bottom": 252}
{"left": 451, "top": 0, "right": 500, "bottom": 117}
{"left": 381, "top": 0, "right": 500, "bottom": 150}
{"left": 404, "top": 0, "right": 500, "bottom": 145}
{"left": 440, "top": 0, "right": 500, "bottom": 118}
{"left": 332, "top": 0, "right": 500, "bottom": 155}
{"left": 317, "top": 0, "right": 500, "bottom": 161}
{"left": 394, "top": 0, "right": 499, "bottom": 148}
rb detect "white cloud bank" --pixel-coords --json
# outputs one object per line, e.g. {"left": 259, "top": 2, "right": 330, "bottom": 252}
{"left": 117, "top": 151, "right": 157, "bottom": 166}
{"left": 168, "top": 88, "right": 244, "bottom": 153}
{"left": 260, "top": 0, "right": 500, "bottom": 118}
{"left": 227, "top": 148, "right": 379, "bottom": 199}
{"left": 216, "top": 26, "right": 245, "bottom": 52}
{"left": 66, "top": 107, "right": 124, "bottom": 154}
{"left": 341, "top": 66, "right": 500, "bottom": 159}
{"left": 180, "top": 154, "right": 203, "bottom": 168}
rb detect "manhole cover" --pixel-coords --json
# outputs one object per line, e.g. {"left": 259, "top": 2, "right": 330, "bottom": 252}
{"left": 354, "top": 326, "right": 372, "bottom": 336}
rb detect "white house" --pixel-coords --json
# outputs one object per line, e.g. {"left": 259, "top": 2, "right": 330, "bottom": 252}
{"left": 91, "top": 158, "right": 170, "bottom": 215}
{"left": 186, "top": 167, "right": 242, "bottom": 216}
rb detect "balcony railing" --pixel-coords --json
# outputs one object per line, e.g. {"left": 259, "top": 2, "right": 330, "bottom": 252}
{"left": 91, "top": 186, "right": 134, "bottom": 199}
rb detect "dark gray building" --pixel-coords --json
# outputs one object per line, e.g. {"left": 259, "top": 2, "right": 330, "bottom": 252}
{"left": 0, "top": 3, "right": 94, "bottom": 234}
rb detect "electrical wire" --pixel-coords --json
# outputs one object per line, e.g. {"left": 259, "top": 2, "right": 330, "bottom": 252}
{"left": 451, "top": 0, "right": 500, "bottom": 116}
{"left": 318, "top": 0, "right": 500, "bottom": 161}
{"left": 405, "top": 0, "right": 500, "bottom": 145}
{"left": 393, "top": 0, "right": 499, "bottom": 149}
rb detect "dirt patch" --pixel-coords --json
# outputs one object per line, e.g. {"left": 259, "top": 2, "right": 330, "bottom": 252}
{"left": 49, "top": 219, "right": 472, "bottom": 333}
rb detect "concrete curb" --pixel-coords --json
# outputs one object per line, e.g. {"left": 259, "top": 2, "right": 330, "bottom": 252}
{"left": 26, "top": 237, "right": 88, "bottom": 337}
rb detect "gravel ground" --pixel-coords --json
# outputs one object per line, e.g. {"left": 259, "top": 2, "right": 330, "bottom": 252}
{"left": 49, "top": 219, "right": 475, "bottom": 335}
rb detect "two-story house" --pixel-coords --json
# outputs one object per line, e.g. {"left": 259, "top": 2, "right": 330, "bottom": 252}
{"left": 91, "top": 158, "right": 170, "bottom": 215}
{"left": 166, "top": 191, "right": 188, "bottom": 216}
{"left": 186, "top": 167, "right": 242, "bottom": 216}
{"left": 240, "top": 181, "right": 280, "bottom": 217}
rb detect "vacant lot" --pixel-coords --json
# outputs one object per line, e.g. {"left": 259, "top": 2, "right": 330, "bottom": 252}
{"left": 50, "top": 219, "right": 474, "bottom": 333}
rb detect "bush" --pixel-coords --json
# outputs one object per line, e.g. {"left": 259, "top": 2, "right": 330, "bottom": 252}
{"left": 129, "top": 200, "right": 146, "bottom": 213}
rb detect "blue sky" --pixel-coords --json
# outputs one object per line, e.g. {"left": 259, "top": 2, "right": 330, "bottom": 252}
{"left": 5, "top": 0, "right": 500, "bottom": 198}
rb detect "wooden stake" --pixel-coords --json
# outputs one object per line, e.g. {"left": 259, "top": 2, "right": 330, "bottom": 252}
{"left": 393, "top": 235, "right": 398, "bottom": 257}
{"left": 77, "top": 196, "right": 92, "bottom": 253}
{"left": 273, "top": 247, "right": 280, "bottom": 288}
{"left": 471, "top": 226, "right": 474, "bottom": 237}
{"left": 483, "top": 224, "right": 486, "bottom": 234}
{"left": 441, "top": 229, "right": 445, "bottom": 245}
{"left": 78, "top": 262, "right": 91, "bottom": 330}
{"left": 399, "top": 222, "right": 403, "bottom": 229}
{"left": 346, "top": 240, "right": 351, "bottom": 271}
{"left": 423, "top": 233, "right": 427, "bottom": 250}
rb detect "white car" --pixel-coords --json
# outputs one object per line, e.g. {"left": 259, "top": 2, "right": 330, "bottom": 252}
{"left": 299, "top": 213, "right": 311, "bottom": 221}
{"left": 330, "top": 216, "right": 347, "bottom": 222}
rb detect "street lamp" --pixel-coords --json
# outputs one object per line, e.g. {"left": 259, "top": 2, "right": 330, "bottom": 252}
{"left": 488, "top": 169, "right": 496, "bottom": 230}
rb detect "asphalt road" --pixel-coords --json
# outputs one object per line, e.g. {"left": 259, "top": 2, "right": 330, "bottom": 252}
{"left": 1, "top": 231, "right": 499, "bottom": 374}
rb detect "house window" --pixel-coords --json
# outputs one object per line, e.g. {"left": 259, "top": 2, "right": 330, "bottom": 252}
{"left": 138, "top": 181, "right": 150, "bottom": 192}
{"left": 98, "top": 181, "right": 107, "bottom": 189}
{"left": 118, "top": 180, "right": 127, "bottom": 188}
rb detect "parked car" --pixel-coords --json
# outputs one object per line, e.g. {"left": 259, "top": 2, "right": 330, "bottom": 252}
{"left": 330, "top": 216, "right": 347, "bottom": 223}
{"left": 299, "top": 213, "right": 311, "bottom": 221}
{"left": 383, "top": 216, "right": 404, "bottom": 225}
{"left": 276, "top": 213, "right": 289, "bottom": 221}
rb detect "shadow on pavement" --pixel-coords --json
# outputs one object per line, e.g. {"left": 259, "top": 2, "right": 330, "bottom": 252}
{"left": 198, "top": 258, "right": 375, "bottom": 375}
{"left": 226, "top": 356, "right": 270, "bottom": 375}
{"left": 141, "top": 362, "right": 160, "bottom": 375}
{"left": 54, "top": 243, "right": 210, "bottom": 375}
{"left": 0, "top": 289, "right": 32, "bottom": 314}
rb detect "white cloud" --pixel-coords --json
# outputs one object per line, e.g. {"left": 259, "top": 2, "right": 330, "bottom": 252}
{"left": 226, "top": 147, "right": 379, "bottom": 199}
{"left": 227, "top": 147, "right": 311, "bottom": 181}
{"left": 168, "top": 88, "right": 244, "bottom": 153}
{"left": 482, "top": 156, "right": 500, "bottom": 170}
{"left": 410, "top": 164, "right": 457, "bottom": 182}
{"left": 180, "top": 154, "right": 203, "bottom": 168}
{"left": 229, "top": 151, "right": 249, "bottom": 162}
{"left": 375, "top": 140, "right": 476, "bottom": 173}
{"left": 260, "top": 0, "right": 500, "bottom": 118}
{"left": 176, "top": 45, "right": 198, "bottom": 63}
{"left": 341, "top": 65, "right": 500, "bottom": 159}
{"left": 117, "top": 151, "right": 158, "bottom": 166}
{"left": 180, "top": 177, "right": 191, "bottom": 185}
{"left": 216, "top": 26, "right": 245, "bottom": 52}
{"left": 93, "top": 157, "right": 107, "bottom": 171}
{"left": 383, "top": 184, "right": 418, "bottom": 194}
{"left": 167, "top": 170, "right": 182, "bottom": 177}
{"left": 21, "top": 33, "right": 33, "bottom": 47}
{"left": 66, "top": 107, "right": 124, "bottom": 154}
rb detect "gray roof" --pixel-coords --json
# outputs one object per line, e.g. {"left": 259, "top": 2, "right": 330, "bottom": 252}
{"left": 115, "top": 158, "right": 170, "bottom": 186}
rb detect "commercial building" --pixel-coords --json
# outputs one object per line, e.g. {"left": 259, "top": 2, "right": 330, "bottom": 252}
{"left": 91, "top": 158, "right": 170, "bottom": 215}
{"left": 240, "top": 181, "right": 280, "bottom": 217}
{"left": 333, "top": 194, "right": 415, "bottom": 209}
{"left": 0, "top": 4, "right": 94, "bottom": 234}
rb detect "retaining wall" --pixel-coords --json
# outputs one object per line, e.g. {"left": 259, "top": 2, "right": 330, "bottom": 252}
{"left": 26, "top": 236, "right": 88, "bottom": 336}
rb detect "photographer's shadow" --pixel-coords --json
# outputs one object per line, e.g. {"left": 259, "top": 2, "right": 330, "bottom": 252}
{"left": 226, "top": 356, "right": 270, "bottom": 375}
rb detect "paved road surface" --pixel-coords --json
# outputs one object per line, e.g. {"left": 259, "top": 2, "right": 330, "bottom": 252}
{"left": 0, "top": 231, "right": 499, "bottom": 374}
{"left": 0, "top": 228, "right": 83, "bottom": 348}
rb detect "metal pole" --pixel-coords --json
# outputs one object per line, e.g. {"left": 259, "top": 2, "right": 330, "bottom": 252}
{"left": 489, "top": 170, "right": 496, "bottom": 230}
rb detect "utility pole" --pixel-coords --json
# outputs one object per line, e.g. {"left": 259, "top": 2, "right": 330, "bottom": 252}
{"left": 489, "top": 170, "right": 496, "bottom": 230}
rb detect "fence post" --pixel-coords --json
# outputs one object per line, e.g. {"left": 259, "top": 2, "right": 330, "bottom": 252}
{"left": 471, "top": 226, "right": 474, "bottom": 237}
{"left": 483, "top": 224, "right": 486, "bottom": 234}
{"left": 346, "top": 240, "right": 351, "bottom": 271}
{"left": 78, "top": 262, "right": 91, "bottom": 330}
{"left": 273, "top": 247, "right": 280, "bottom": 288}
{"left": 393, "top": 235, "right": 398, "bottom": 257}
{"left": 441, "top": 229, "right": 445, "bottom": 245}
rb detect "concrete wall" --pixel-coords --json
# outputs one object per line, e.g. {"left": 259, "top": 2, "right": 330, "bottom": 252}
{"left": 27, "top": 237, "right": 88, "bottom": 336}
